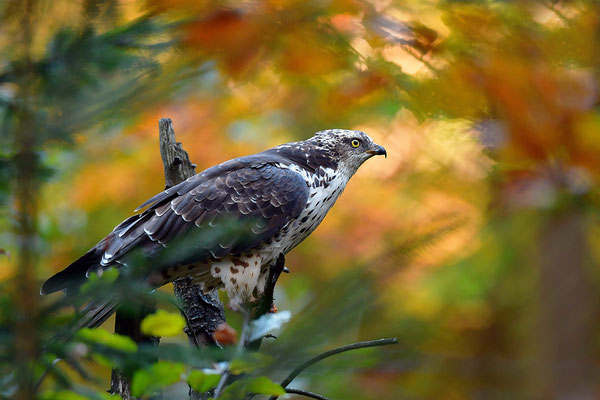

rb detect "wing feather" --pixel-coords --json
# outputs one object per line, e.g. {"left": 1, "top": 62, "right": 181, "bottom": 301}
{"left": 42, "top": 155, "right": 310, "bottom": 294}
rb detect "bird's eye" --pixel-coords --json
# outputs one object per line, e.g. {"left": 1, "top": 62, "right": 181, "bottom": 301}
{"left": 351, "top": 139, "right": 360, "bottom": 148}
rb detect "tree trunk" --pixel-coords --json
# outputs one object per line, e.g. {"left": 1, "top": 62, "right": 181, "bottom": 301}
{"left": 536, "top": 210, "right": 595, "bottom": 400}
{"left": 157, "top": 118, "right": 226, "bottom": 349}
{"left": 110, "top": 118, "right": 226, "bottom": 399}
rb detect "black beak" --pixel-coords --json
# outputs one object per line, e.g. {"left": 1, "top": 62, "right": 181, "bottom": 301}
{"left": 367, "top": 144, "right": 387, "bottom": 158}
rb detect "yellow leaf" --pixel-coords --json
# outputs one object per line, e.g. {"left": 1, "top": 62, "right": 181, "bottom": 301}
{"left": 140, "top": 309, "right": 185, "bottom": 337}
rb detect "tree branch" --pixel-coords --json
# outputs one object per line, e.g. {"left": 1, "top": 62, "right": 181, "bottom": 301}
{"left": 269, "top": 338, "right": 398, "bottom": 400}
{"left": 110, "top": 303, "right": 159, "bottom": 399}
{"left": 158, "top": 118, "right": 196, "bottom": 188}
{"left": 285, "top": 388, "right": 332, "bottom": 400}
{"left": 541, "top": 0, "right": 570, "bottom": 24}
{"left": 110, "top": 118, "right": 227, "bottom": 399}
{"left": 158, "top": 118, "right": 226, "bottom": 400}
{"left": 158, "top": 118, "right": 226, "bottom": 348}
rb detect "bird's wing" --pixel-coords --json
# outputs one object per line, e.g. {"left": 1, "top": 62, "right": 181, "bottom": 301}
{"left": 41, "top": 159, "right": 309, "bottom": 294}
{"left": 116, "top": 161, "right": 309, "bottom": 261}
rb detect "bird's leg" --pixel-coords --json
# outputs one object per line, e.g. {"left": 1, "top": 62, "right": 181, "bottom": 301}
{"left": 269, "top": 253, "right": 287, "bottom": 313}
{"left": 274, "top": 252, "right": 287, "bottom": 275}
{"left": 251, "top": 253, "right": 286, "bottom": 320}
{"left": 238, "top": 301, "right": 253, "bottom": 348}
{"left": 242, "top": 254, "right": 287, "bottom": 353}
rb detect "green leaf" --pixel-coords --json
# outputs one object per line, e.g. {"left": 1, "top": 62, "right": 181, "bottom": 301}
{"left": 245, "top": 377, "right": 286, "bottom": 396}
{"left": 80, "top": 268, "right": 119, "bottom": 293}
{"left": 131, "top": 361, "right": 185, "bottom": 397}
{"left": 99, "top": 393, "right": 122, "bottom": 400}
{"left": 187, "top": 370, "right": 221, "bottom": 393}
{"left": 229, "top": 352, "right": 275, "bottom": 374}
{"left": 100, "top": 267, "right": 119, "bottom": 283}
{"left": 40, "top": 390, "right": 87, "bottom": 400}
{"left": 220, "top": 376, "right": 285, "bottom": 399}
{"left": 91, "top": 353, "right": 113, "bottom": 368}
{"left": 140, "top": 309, "right": 185, "bottom": 337}
{"left": 41, "top": 389, "right": 122, "bottom": 400}
{"left": 77, "top": 328, "right": 137, "bottom": 353}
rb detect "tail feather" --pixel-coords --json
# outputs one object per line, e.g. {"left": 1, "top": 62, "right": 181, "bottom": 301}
{"left": 52, "top": 298, "right": 118, "bottom": 343}
{"left": 78, "top": 299, "right": 119, "bottom": 330}
{"left": 42, "top": 249, "right": 102, "bottom": 295}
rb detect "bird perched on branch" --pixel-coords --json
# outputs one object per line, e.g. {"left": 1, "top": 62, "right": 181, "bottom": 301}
{"left": 42, "top": 129, "right": 386, "bottom": 318}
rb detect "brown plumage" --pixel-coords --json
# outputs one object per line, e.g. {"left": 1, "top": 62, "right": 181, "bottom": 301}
{"left": 42, "top": 129, "right": 386, "bottom": 312}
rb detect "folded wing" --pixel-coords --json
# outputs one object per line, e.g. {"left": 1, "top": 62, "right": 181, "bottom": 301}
{"left": 41, "top": 159, "right": 309, "bottom": 295}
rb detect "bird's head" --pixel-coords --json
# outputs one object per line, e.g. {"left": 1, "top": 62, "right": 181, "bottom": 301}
{"left": 311, "top": 129, "right": 387, "bottom": 175}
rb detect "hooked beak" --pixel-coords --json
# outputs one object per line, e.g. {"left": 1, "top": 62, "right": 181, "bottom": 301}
{"left": 366, "top": 144, "right": 387, "bottom": 158}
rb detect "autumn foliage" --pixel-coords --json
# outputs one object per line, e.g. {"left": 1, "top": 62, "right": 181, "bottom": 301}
{"left": 2, "top": 0, "right": 600, "bottom": 399}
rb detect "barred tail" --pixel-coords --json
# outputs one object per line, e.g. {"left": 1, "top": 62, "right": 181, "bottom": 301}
{"left": 52, "top": 298, "right": 118, "bottom": 343}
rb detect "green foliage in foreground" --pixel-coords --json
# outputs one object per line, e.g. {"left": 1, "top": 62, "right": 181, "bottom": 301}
{"left": 1, "top": 269, "right": 394, "bottom": 399}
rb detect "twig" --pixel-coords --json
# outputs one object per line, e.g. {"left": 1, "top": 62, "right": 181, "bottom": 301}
{"left": 213, "top": 368, "right": 229, "bottom": 399}
{"left": 269, "top": 338, "right": 398, "bottom": 400}
{"left": 401, "top": 45, "right": 439, "bottom": 74}
{"left": 285, "top": 388, "right": 332, "bottom": 400}
{"left": 214, "top": 307, "right": 253, "bottom": 398}
{"left": 541, "top": 1, "right": 570, "bottom": 24}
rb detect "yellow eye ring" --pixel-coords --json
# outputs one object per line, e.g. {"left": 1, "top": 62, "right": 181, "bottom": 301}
{"left": 351, "top": 139, "right": 360, "bottom": 148}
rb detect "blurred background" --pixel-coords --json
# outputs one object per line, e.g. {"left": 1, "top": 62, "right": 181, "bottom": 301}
{"left": 2, "top": 0, "right": 600, "bottom": 399}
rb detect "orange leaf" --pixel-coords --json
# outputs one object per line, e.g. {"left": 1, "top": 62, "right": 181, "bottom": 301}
{"left": 279, "top": 30, "right": 346, "bottom": 76}
{"left": 213, "top": 322, "right": 238, "bottom": 345}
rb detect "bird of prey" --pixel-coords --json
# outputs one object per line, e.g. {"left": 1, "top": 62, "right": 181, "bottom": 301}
{"left": 42, "top": 129, "right": 386, "bottom": 312}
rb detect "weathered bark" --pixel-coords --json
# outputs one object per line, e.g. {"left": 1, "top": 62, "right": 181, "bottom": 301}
{"left": 158, "top": 118, "right": 226, "bottom": 349}
{"left": 158, "top": 118, "right": 226, "bottom": 400}
{"left": 110, "top": 118, "right": 225, "bottom": 399}
{"left": 110, "top": 303, "right": 160, "bottom": 400}
{"left": 158, "top": 118, "right": 196, "bottom": 190}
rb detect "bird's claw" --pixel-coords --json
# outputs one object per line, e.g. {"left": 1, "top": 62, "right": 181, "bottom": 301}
{"left": 269, "top": 253, "right": 287, "bottom": 278}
